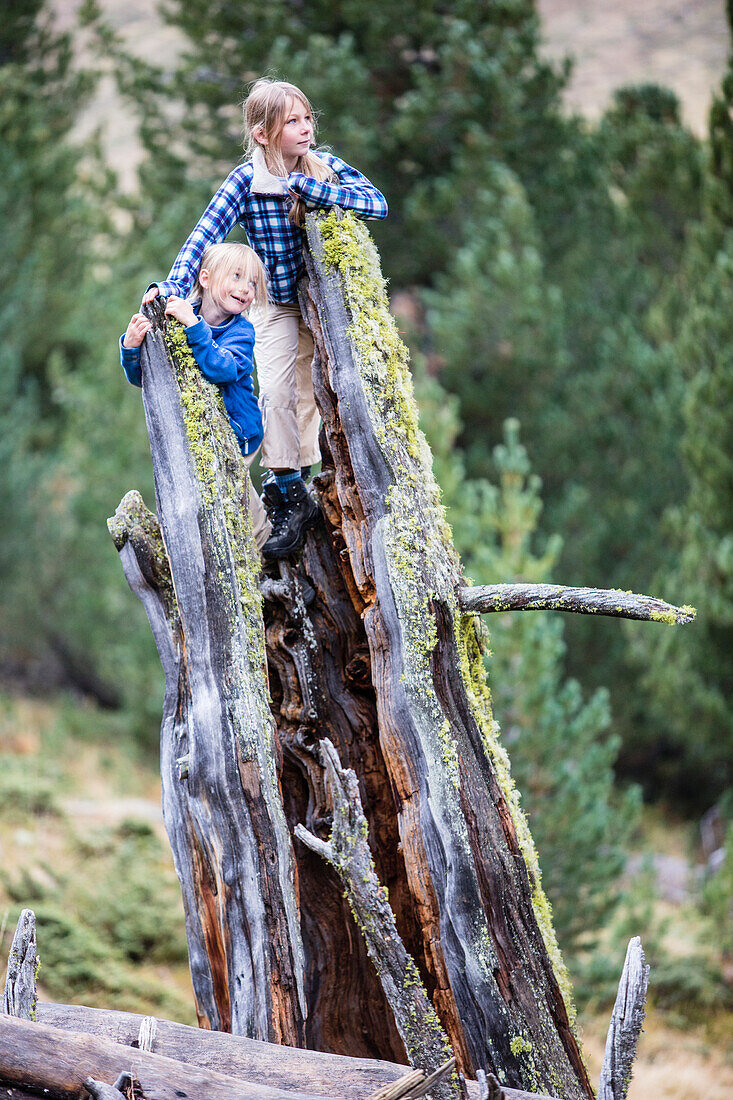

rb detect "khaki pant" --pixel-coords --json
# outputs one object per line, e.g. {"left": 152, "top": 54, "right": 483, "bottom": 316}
{"left": 243, "top": 449, "right": 271, "bottom": 551}
{"left": 251, "top": 303, "right": 320, "bottom": 471}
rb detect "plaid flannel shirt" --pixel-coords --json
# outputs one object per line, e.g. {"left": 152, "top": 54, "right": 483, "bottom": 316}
{"left": 157, "top": 152, "right": 388, "bottom": 305}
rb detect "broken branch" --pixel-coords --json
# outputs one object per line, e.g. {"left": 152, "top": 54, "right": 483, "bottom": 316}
{"left": 598, "top": 938, "right": 649, "bottom": 1100}
{"left": 458, "top": 584, "right": 695, "bottom": 625}
{"left": 295, "top": 739, "right": 457, "bottom": 1097}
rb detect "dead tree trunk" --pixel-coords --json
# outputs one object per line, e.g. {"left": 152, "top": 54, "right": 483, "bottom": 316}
{"left": 261, "top": 209, "right": 591, "bottom": 1097}
{"left": 108, "top": 300, "right": 305, "bottom": 1042}
{"left": 108, "top": 213, "right": 681, "bottom": 1096}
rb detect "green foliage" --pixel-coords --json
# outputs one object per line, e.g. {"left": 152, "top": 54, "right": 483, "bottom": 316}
{"left": 630, "top": 15, "right": 733, "bottom": 804}
{"left": 92, "top": 0, "right": 572, "bottom": 284}
{"left": 421, "top": 159, "right": 569, "bottom": 481}
{"left": 0, "top": 759, "right": 60, "bottom": 818}
{"left": 0, "top": 1, "right": 163, "bottom": 730}
{"left": 702, "top": 822, "right": 733, "bottom": 961}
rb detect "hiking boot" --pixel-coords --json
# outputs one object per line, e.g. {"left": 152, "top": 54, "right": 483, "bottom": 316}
{"left": 260, "top": 477, "right": 283, "bottom": 518}
{"left": 261, "top": 479, "right": 320, "bottom": 559}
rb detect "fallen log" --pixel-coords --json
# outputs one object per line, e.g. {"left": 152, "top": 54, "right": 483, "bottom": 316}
{"left": 33, "top": 1003, "right": 555, "bottom": 1100}
{"left": 37, "top": 1000, "right": 407, "bottom": 1099}
{"left": 0, "top": 1015, "right": 332, "bottom": 1100}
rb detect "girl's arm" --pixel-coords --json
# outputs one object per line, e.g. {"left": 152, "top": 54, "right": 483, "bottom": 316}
{"left": 154, "top": 165, "right": 253, "bottom": 298}
{"left": 287, "top": 153, "right": 388, "bottom": 220}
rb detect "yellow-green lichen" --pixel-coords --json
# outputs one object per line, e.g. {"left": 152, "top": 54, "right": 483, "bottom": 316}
{"left": 650, "top": 608, "right": 677, "bottom": 625}
{"left": 453, "top": 610, "right": 576, "bottom": 1023}
{"left": 316, "top": 209, "right": 578, "bottom": 1057}
{"left": 510, "top": 1035, "right": 533, "bottom": 1057}
{"left": 163, "top": 318, "right": 274, "bottom": 771}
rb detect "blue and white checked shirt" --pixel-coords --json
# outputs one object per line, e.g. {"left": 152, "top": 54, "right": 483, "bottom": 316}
{"left": 157, "top": 151, "right": 388, "bottom": 305}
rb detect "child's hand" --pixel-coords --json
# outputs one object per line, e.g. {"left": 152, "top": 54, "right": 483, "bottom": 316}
{"left": 123, "top": 313, "right": 152, "bottom": 348}
{"left": 142, "top": 286, "right": 159, "bottom": 305}
{"left": 165, "top": 296, "right": 198, "bottom": 327}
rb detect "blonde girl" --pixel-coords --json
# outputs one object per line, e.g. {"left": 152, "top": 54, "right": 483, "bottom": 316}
{"left": 143, "top": 77, "right": 388, "bottom": 558}
{"left": 124, "top": 242, "right": 272, "bottom": 548}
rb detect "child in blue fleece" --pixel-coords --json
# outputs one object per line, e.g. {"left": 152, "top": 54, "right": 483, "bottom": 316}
{"left": 121, "top": 242, "right": 271, "bottom": 548}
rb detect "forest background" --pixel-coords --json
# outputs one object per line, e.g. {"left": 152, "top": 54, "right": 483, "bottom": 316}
{"left": 1, "top": 0, "right": 733, "bottom": 1096}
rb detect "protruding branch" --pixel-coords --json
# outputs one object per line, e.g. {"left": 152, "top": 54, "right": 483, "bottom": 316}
{"left": 367, "top": 1058, "right": 457, "bottom": 1100}
{"left": 598, "top": 938, "right": 649, "bottom": 1100}
{"left": 2, "top": 909, "right": 37, "bottom": 1021}
{"left": 84, "top": 1078, "right": 128, "bottom": 1100}
{"left": 458, "top": 584, "right": 696, "bottom": 625}
{"left": 296, "top": 739, "right": 457, "bottom": 1096}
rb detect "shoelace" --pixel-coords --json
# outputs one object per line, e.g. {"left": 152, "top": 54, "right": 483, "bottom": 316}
{"left": 269, "top": 501, "right": 296, "bottom": 537}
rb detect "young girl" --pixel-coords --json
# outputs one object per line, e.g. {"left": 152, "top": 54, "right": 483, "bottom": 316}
{"left": 122, "top": 242, "right": 273, "bottom": 549}
{"left": 143, "top": 77, "right": 388, "bottom": 558}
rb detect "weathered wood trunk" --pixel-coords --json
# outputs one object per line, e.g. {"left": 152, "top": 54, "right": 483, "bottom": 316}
{"left": 108, "top": 300, "right": 305, "bottom": 1041}
{"left": 109, "top": 219, "right": 594, "bottom": 1097}
{"left": 268, "top": 210, "right": 592, "bottom": 1096}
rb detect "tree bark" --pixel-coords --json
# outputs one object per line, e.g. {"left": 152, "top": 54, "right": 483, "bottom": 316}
{"left": 108, "top": 298, "right": 305, "bottom": 1043}
{"left": 295, "top": 739, "right": 455, "bottom": 1095}
{"left": 282, "top": 209, "right": 594, "bottom": 1097}
{"left": 2, "top": 911, "right": 37, "bottom": 1022}
{"left": 598, "top": 939, "right": 649, "bottom": 1100}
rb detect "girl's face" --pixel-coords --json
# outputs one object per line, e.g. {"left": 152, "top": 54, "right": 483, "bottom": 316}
{"left": 200, "top": 264, "right": 257, "bottom": 321}
{"left": 277, "top": 96, "right": 314, "bottom": 168}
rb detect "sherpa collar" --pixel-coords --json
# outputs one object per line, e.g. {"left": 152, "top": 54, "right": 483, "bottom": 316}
{"left": 250, "top": 146, "right": 289, "bottom": 195}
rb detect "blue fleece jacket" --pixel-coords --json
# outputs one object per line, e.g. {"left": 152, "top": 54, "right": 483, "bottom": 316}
{"left": 120, "top": 308, "right": 263, "bottom": 456}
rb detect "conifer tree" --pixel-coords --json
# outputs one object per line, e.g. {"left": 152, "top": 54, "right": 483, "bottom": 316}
{"left": 0, "top": 1, "right": 160, "bottom": 717}
{"left": 0, "top": 0, "right": 96, "bottom": 662}
{"left": 631, "top": 4, "right": 733, "bottom": 803}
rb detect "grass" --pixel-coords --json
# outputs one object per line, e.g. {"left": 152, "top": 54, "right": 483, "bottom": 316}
{"left": 0, "top": 693, "right": 195, "bottom": 1022}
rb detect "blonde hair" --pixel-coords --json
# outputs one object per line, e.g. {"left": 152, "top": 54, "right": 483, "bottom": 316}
{"left": 189, "top": 242, "right": 268, "bottom": 311}
{"left": 243, "top": 77, "right": 334, "bottom": 226}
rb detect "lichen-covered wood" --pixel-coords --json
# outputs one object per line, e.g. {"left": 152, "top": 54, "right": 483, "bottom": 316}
{"left": 108, "top": 299, "right": 305, "bottom": 1042}
{"left": 289, "top": 209, "right": 594, "bottom": 1098}
{"left": 295, "top": 739, "right": 455, "bottom": 1097}
{"left": 459, "top": 583, "right": 696, "bottom": 624}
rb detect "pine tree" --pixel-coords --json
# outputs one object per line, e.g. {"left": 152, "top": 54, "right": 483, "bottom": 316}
{"left": 98, "top": 0, "right": 576, "bottom": 285}
{"left": 630, "top": 5, "right": 733, "bottom": 804}
{"left": 0, "top": 1, "right": 161, "bottom": 723}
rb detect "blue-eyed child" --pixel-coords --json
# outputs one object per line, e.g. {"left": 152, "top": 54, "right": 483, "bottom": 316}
{"left": 142, "top": 77, "right": 388, "bottom": 558}
{"left": 121, "top": 241, "right": 272, "bottom": 549}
